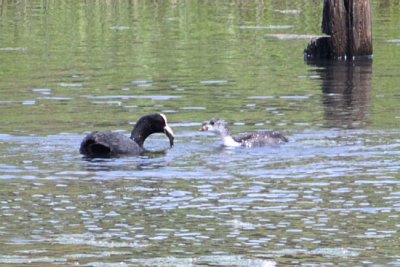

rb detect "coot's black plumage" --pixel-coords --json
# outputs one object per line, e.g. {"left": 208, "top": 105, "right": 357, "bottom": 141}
{"left": 201, "top": 118, "right": 288, "bottom": 147}
{"left": 80, "top": 113, "right": 174, "bottom": 157}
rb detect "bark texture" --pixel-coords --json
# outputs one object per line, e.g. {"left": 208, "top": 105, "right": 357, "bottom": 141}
{"left": 305, "top": 0, "right": 372, "bottom": 60}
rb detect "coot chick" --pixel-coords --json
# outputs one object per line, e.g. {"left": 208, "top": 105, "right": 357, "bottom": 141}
{"left": 80, "top": 113, "right": 174, "bottom": 157}
{"left": 201, "top": 118, "right": 287, "bottom": 147}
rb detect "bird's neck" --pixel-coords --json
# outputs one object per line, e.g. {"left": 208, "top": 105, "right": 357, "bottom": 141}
{"left": 130, "top": 123, "right": 152, "bottom": 147}
{"left": 218, "top": 124, "right": 232, "bottom": 137}
{"left": 217, "top": 126, "right": 240, "bottom": 147}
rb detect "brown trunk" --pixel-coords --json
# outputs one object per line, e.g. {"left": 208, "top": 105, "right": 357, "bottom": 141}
{"left": 305, "top": 0, "right": 373, "bottom": 60}
{"left": 349, "top": 0, "right": 373, "bottom": 57}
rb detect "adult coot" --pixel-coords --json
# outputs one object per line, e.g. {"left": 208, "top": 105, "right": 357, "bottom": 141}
{"left": 201, "top": 118, "right": 287, "bottom": 147}
{"left": 80, "top": 113, "right": 174, "bottom": 157}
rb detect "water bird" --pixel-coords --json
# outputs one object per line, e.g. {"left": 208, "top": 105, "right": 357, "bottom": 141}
{"left": 80, "top": 113, "right": 174, "bottom": 157}
{"left": 201, "top": 118, "right": 288, "bottom": 147}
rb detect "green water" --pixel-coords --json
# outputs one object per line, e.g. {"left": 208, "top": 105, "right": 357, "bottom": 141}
{"left": 0, "top": 1, "right": 400, "bottom": 266}
{"left": 2, "top": 0, "right": 396, "bottom": 134}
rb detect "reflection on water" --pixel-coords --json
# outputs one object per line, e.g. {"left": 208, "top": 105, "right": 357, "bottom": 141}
{"left": 308, "top": 59, "right": 372, "bottom": 129}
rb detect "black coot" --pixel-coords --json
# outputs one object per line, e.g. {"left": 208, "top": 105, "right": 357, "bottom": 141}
{"left": 80, "top": 113, "right": 174, "bottom": 157}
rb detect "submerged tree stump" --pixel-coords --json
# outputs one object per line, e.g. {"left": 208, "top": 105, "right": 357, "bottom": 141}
{"left": 305, "top": 0, "right": 372, "bottom": 60}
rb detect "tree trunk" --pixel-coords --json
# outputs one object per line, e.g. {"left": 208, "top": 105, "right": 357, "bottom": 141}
{"left": 305, "top": 0, "right": 373, "bottom": 60}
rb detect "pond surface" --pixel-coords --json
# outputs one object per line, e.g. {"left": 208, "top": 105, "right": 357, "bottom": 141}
{"left": 1, "top": 1, "right": 400, "bottom": 266}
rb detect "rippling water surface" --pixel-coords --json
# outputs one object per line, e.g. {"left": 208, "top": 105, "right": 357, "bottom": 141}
{"left": 1, "top": 1, "right": 400, "bottom": 266}
{"left": 1, "top": 128, "right": 399, "bottom": 266}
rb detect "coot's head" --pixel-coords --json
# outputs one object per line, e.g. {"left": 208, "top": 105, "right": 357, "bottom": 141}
{"left": 200, "top": 118, "right": 231, "bottom": 136}
{"left": 131, "top": 113, "right": 174, "bottom": 148}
